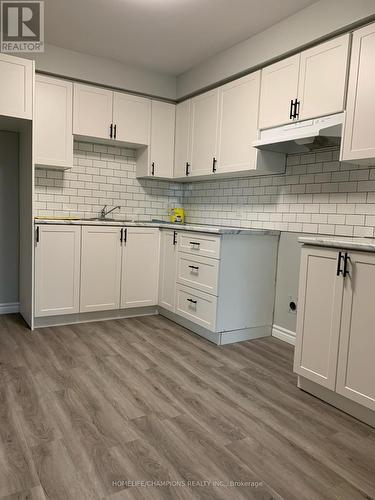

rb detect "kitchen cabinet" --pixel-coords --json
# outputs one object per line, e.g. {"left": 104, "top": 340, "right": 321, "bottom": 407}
{"left": 113, "top": 93, "right": 150, "bottom": 145}
{"left": 216, "top": 72, "right": 261, "bottom": 174}
{"left": 73, "top": 83, "right": 113, "bottom": 140}
{"left": 35, "top": 225, "right": 81, "bottom": 317}
{"left": 189, "top": 89, "right": 220, "bottom": 177}
{"left": 80, "top": 226, "right": 122, "bottom": 312}
{"left": 35, "top": 75, "right": 73, "bottom": 169}
{"left": 174, "top": 100, "right": 191, "bottom": 178}
{"left": 294, "top": 246, "right": 344, "bottom": 390}
{"left": 120, "top": 227, "right": 160, "bottom": 308}
{"left": 341, "top": 23, "right": 375, "bottom": 163}
{"left": 158, "top": 229, "right": 178, "bottom": 312}
{"left": 136, "top": 100, "right": 175, "bottom": 178}
{"left": 259, "top": 35, "right": 349, "bottom": 129}
{"left": 0, "top": 53, "right": 33, "bottom": 120}
{"left": 259, "top": 54, "right": 300, "bottom": 129}
{"left": 295, "top": 245, "right": 375, "bottom": 412}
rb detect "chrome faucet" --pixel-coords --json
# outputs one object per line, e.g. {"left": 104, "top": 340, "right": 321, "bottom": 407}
{"left": 100, "top": 205, "right": 121, "bottom": 219}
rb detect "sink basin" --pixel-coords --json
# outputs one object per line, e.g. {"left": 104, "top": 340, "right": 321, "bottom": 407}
{"left": 82, "top": 217, "right": 132, "bottom": 222}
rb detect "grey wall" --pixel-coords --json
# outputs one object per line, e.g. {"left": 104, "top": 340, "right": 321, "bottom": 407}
{"left": 177, "top": 0, "right": 375, "bottom": 97}
{"left": 25, "top": 44, "right": 177, "bottom": 100}
{"left": 273, "top": 232, "right": 306, "bottom": 333}
{"left": 0, "top": 131, "right": 19, "bottom": 305}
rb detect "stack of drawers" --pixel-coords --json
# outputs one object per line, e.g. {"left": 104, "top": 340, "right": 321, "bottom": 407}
{"left": 175, "top": 231, "right": 221, "bottom": 332}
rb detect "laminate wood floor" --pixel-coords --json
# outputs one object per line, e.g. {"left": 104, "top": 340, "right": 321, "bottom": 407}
{"left": 0, "top": 313, "right": 374, "bottom": 500}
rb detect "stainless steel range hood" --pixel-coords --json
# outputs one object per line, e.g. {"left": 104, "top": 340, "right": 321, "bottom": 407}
{"left": 253, "top": 113, "right": 344, "bottom": 153}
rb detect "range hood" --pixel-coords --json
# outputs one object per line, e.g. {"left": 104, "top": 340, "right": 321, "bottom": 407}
{"left": 253, "top": 113, "right": 344, "bottom": 153}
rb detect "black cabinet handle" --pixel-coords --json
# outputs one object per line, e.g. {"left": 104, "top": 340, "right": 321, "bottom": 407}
{"left": 36, "top": 226, "right": 40, "bottom": 244}
{"left": 114, "top": 124, "right": 117, "bottom": 139}
{"left": 120, "top": 228, "right": 123, "bottom": 243}
{"left": 336, "top": 251, "right": 344, "bottom": 276}
{"left": 294, "top": 99, "right": 300, "bottom": 119}
{"left": 190, "top": 241, "right": 200, "bottom": 246}
{"left": 343, "top": 252, "right": 351, "bottom": 278}
{"left": 212, "top": 157, "right": 217, "bottom": 173}
{"left": 173, "top": 231, "right": 177, "bottom": 246}
{"left": 151, "top": 162, "right": 155, "bottom": 176}
{"left": 187, "top": 298, "right": 197, "bottom": 305}
{"left": 188, "top": 265, "right": 199, "bottom": 270}
{"left": 110, "top": 123, "right": 113, "bottom": 139}
{"left": 290, "top": 100, "right": 294, "bottom": 120}
{"left": 124, "top": 228, "right": 127, "bottom": 243}
{"left": 186, "top": 162, "right": 190, "bottom": 176}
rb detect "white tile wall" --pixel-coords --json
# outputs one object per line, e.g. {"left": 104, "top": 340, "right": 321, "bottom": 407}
{"left": 35, "top": 144, "right": 375, "bottom": 238}
{"left": 35, "top": 141, "right": 183, "bottom": 220}
{"left": 183, "top": 147, "right": 375, "bottom": 237}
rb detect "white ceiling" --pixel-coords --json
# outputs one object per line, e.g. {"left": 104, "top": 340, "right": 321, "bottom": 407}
{"left": 45, "top": 0, "right": 319, "bottom": 76}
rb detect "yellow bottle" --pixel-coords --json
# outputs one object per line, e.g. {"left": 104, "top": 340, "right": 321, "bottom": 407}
{"left": 169, "top": 207, "right": 185, "bottom": 224}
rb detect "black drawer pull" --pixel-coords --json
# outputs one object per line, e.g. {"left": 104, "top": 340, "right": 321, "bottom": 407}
{"left": 187, "top": 298, "right": 197, "bottom": 304}
{"left": 343, "top": 252, "right": 351, "bottom": 278}
{"left": 337, "top": 251, "right": 344, "bottom": 276}
{"left": 173, "top": 231, "right": 177, "bottom": 245}
{"left": 120, "top": 228, "right": 123, "bottom": 243}
{"left": 190, "top": 241, "right": 200, "bottom": 246}
{"left": 188, "top": 265, "right": 199, "bottom": 270}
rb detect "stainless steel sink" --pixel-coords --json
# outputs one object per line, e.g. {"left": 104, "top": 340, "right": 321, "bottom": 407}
{"left": 81, "top": 217, "right": 132, "bottom": 222}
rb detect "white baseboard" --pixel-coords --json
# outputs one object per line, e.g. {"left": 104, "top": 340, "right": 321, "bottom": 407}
{"left": 0, "top": 302, "right": 20, "bottom": 314}
{"left": 272, "top": 324, "right": 296, "bottom": 345}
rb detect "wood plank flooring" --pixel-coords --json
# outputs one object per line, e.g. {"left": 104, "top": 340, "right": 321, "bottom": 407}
{"left": 0, "top": 313, "right": 374, "bottom": 499}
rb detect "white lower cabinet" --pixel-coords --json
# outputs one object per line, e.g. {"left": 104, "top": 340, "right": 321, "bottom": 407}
{"left": 295, "top": 245, "right": 375, "bottom": 412}
{"left": 176, "top": 284, "right": 217, "bottom": 331}
{"left": 35, "top": 225, "right": 81, "bottom": 317}
{"left": 120, "top": 227, "right": 160, "bottom": 308}
{"left": 158, "top": 229, "right": 178, "bottom": 312}
{"left": 80, "top": 226, "right": 122, "bottom": 312}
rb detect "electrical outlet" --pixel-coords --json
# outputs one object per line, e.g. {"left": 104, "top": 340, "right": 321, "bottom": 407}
{"left": 288, "top": 296, "right": 298, "bottom": 314}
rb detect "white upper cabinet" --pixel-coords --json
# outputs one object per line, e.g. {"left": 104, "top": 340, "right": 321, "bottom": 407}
{"left": 336, "top": 251, "right": 375, "bottom": 411}
{"left": 341, "top": 23, "right": 375, "bottom": 163}
{"left": 259, "top": 54, "right": 300, "bottom": 129}
{"left": 0, "top": 53, "right": 33, "bottom": 120}
{"left": 149, "top": 100, "right": 176, "bottom": 178}
{"left": 80, "top": 226, "right": 122, "bottom": 312}
{"left": 113, "top": 93, "right": 151, "bottom": 145}
{"left": 174, "top": 100, "right": 191, "bottom": 178}
{"left": 73, "top": 83, "right": 113, "bottom": 140}
{"left": 217, "top": 72, "right": 261, "bottom": 174}
{"left": 35, "top": 225, "right": 81, "bottom": 317}
{"left": 189, "top": 89, "right": 220, "bottom": 177}
{"left": 35, "top": 75, "right": 73, "bottom": 169}
{"left": 259, "top": 35, "right": 349, "bottom": 129}
{"left": 120, "top": 227, "right": 160, "bottom": 308}
{"left": 298, "top": 34, "right": 349, "bottom": 121}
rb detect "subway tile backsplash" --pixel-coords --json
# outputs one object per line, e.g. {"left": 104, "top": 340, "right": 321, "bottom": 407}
{"left": 35, "top": 141, "right": 183, "bottom": 221}
{"left": 35, "top": 143, "right": 375, "bottom": 237}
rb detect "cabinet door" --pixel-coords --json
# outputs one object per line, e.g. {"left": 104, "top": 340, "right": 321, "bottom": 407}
{"left": 174, "top": 100, "right": 191, "bottom": 178}
{"left": 298, "top": 34, "right": 349, "bottom": 121}
{"left": 35, "top": 76, "right": 73, "bottom": 169}
{"left": 113, "top": 93, "right": 151, "bottom": 145}
{"left": 0, "top": 53, "right": 33, "bottom": 120}
{"left": 217, "top": 72, "right": 260, "bottom": 174}
{"left": 294, "top": 246, "right": 344, "bottom": 390}
{"left": 121, "top": 228, "right": 160, "bottom": 308}
{"left": 73, "top": 84, "right": 113, "bottom": 140}
{"left": 80, "top": 226, "right": 122, "bottom": 312}
{"left": 35, "top": 225, "right": 81, "bottom": 317}
{"left": 159, "top": 230, "right": 178, "bottom": 312}
{"left": 189, "top": 89, "right": 219, "bottom": 177}
{"left": 150, "top": 101, "right": 175, "bottom": 178}
{"left": 336, "top": 252, "right": 375, "bottom": 411}
{"left": 259, "top": 54, "right": 300, "bottom": 129}
{"left": 341, "top": 24, "right": 375, "bottom": 162}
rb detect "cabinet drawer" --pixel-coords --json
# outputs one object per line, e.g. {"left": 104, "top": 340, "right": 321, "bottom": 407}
{"left": 176, "top": 285, "right": 217, "bottom": 332}
{"left": 178, "top": 232, "right": 221, "bottom": 259}
{"left": 177, "top": 254, "right": 219, "bottom": 295}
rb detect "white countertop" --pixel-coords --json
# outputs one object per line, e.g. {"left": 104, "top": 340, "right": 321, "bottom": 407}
{"left": 34, "top": 218, "right": 280, "bottom": 236}
{"left": 299, "top": 236, "right": 375, "bottom": 252}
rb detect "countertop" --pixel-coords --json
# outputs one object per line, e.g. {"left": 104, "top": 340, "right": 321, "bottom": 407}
{"left": 34, "top": 218, "right": 280, "bottom": 236}
{"left": 299, "top": 236, "right": 375, "bottom": 252}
